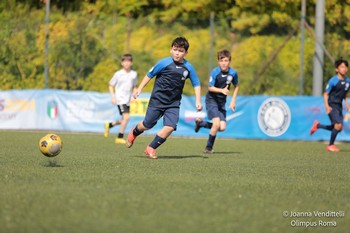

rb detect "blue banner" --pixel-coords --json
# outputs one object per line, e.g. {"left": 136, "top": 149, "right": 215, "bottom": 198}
{"left": 1, "top": 89, "right": 349, "bottom": 141}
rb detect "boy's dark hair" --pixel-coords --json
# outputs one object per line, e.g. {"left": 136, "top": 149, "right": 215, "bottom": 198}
{"left": 171, "top": 37, "right": 189, "bottom": 51}
{"left": 121, "top": 54, "right": 133, "bottom": 61}
{"left": 334, "top": 57, "right": 348, "bottom": 68}
{"left": 217, "top": 49, "right": 231, "bottom": 61}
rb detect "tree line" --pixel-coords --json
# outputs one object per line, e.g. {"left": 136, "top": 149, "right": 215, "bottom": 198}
{"left": 1, "top": 0, "right": 350, "bottom": 95}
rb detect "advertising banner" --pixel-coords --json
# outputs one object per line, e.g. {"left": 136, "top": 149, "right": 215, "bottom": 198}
{"left": 1, "top": 90, "right": 349, "bottom": 141}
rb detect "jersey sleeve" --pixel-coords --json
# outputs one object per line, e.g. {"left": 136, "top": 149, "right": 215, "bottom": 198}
{"left": 230, "top": 68, "right": 238, "bottom": 86}
{"left": 109, "top": 72, "right": 118, "bottom": 86}
{"left": 208, "top": 67, "right": 220, "bottom": 87}
{"left": 146, "top": 57, "right": 172, "bottom": 78}
{"left": 325, "top": 77, "right": 337, "bottom": 93}
{"left": 186, "top": 63, "right": 200, "bottom": 87}
{"left": 133, "top": 71, "right": 138, "bottom": 86}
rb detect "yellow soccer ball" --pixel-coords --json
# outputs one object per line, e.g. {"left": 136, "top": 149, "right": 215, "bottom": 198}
{"left": 39, "top": 134, "right": 63, "bottom": 157}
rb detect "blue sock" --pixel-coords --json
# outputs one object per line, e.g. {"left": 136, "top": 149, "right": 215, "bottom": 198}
{"left": 149, "top": 135, "right": 166, "bottom": 149}
{"left": 206, "top": 134, "right": 216, "bottom": 148}
{"left": 329, "top": 128, "right": 340, "bottom": 145}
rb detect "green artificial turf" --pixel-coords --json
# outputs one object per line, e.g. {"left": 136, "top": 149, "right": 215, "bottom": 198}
{"left": 1, "top": 131, "right": 349, "bottom": 233}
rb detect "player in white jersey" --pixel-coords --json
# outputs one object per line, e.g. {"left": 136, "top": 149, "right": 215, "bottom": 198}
{"left": 104, "top": 54, "right": 138, "bottom": 144}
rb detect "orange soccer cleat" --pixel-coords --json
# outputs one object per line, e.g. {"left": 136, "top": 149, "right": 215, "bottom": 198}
{"left": 125, "top": 128, "right": 136, "bottom": 148}
{"left": 310, "top": 120, "right": 319, "bottom": 135}
{"left": 144, "top": 145, "right": 157, "bottom": 159}
{"left": 326, "top": 145, "right": 340, "bottom": 152}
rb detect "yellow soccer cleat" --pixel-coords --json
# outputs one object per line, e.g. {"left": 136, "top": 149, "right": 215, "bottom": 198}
{"left": 104, "top": 122, "right": 110, "bottom": 137}
{"left": 115, "top": 138, "right": 126, "bottom": 144}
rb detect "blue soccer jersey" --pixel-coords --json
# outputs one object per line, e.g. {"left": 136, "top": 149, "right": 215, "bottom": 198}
{"left": 147, "top": 57, "right": 200, "bottom": 108}
{"left": 325, "top": 75, "right": 350, "bottom": 106}
{"left": 206, "top": 66, "right": 238, "bottom": 104}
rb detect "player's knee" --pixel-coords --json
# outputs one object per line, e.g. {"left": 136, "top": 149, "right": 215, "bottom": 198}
{"left": 219, "top": 126, "right": 226, "bottom": 132}
{"left": 212, "top": 122, "right": 220, "bottom": 130}
{"left": 334, "top": 123, "right": 342, "bottom": 131}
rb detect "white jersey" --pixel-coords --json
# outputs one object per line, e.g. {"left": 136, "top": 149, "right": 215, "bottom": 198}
{"left": 109, "top": 69, "right": 138, "bottom": 105}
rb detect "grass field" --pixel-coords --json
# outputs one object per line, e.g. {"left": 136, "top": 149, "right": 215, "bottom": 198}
{"left": 1, "top": 130, "right": 349, "bottom": 233}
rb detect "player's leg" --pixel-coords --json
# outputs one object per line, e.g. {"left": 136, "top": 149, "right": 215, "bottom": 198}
{"left": 203, "top": 117, "right": 220, "bottom": 154}
{"left": 310, "top": 120, "right": 334, "bottom": 135}
{"left": 326, "top": 107, "right": 342, "bottom": 152}
{"left": 144, "top": 107, "right": 178, "bottom": 159}
{"left": 115, "top": 110, "right": 130, "bottom": 144}
{"left": 218, "top": 105, "right": 227, "bottom": 132}
{"left": 194, "top": 118, "right": 212, "bottom": 132}
{"left": 104, "top": 105, "right": 124, "bottom": 137}
{"left": 126, "top": 106, "right": 161, "bottom": 148}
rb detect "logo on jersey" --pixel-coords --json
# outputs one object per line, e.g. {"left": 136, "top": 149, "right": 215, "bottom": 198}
{"left": 176, "top": 66, "right": 183, "bottom": 69}
{"left": 345, "top": 82, "right": 349, "bottom": 91}
{"left": 182, "top": 70, "right": 188, "bottom": 80}
{"left": 257, "top": 98, "right": 291, "bottom": 137}
{"left": 226, "top": 75, "right": 233, "bottom": 85}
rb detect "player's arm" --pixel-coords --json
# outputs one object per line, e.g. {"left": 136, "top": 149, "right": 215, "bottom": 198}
{"left": 345, "top": 93, "right": 350, "bottom": 111}
{"left": 187, "top": 64, "right": 202, "bottom": 111}
{"left": 108, "top": 85, "right": 116, "bottom": 105}
{"left": 133, "top": 75, "right": 151, "bottom": 99}
{"left": 208, "top": 85, "right": 230, "bottom": 95}
{"left": 193, "top": 86, "right": 202, "bottom": 111}
{"left": 229, "top": 85, "right": 239, "bottom": 111}
{"left": 323, "top": 91, "right": 332, "bottom": 114}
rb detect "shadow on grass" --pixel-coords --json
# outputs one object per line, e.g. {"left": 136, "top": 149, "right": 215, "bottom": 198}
{"left": 43, "top": 160, "right": 64, "bottom": 167}
{"left": 134, "top": 155, "right": 208, "bottom": 159}
{"left": 159, "top": 155, "right": 208, "bottom": 159}
{"left": 214, "top": 151, "right": 242, "bottom": 155}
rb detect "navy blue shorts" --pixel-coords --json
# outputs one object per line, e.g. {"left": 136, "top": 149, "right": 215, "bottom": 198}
{"left": 143, "top": 106, "right": 179, "bottom": 130}
{"left": 328, "top": 105, "right": 343, "bottom": 124}
{"left": 206, "top": 104, "right": 226, "bottom": 121}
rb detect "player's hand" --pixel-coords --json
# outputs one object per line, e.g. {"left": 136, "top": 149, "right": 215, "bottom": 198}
{"left": 196, "top": 102, "right": 203, "bottom": 112}
{"left": 230, "top": 102, "right": 236, "bottom": 112}
{"left": 221, "top": 85, "right": 230, "bottom": 96}
{"left": 111, "top": 97, "right": 117, "bottom": 105}
{"left": 133, "top": 89, "right": 141, "bottom": 99}
{"left": 325, "top": 106, "right": 332, "bottom": 114}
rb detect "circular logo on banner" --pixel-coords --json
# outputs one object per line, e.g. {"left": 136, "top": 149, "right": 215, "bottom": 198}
{"left": 258, "top": 98, "right": 291, "bottom": 137}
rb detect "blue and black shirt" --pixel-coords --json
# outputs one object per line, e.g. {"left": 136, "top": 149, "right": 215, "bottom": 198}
{"left": 325, "top": 75, "right": 350, "bottom": 108}
{"left": 206, "top": 66, "right": 238, "bottom": 105}
{"left": 147, "top": 57, "right": 200, "bottom": 108}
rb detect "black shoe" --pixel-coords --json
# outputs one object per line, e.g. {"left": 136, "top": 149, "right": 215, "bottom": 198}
{"left": 203, "top": 146, "right": 214, "bottom": 154}
{"left": 194, "top": 118, "right": 202, "bottom": 133}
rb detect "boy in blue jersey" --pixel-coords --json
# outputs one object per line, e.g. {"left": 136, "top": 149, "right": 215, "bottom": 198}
{"left": 310, "top": 57, "right": 350, "bottom": 152}
{"left": 125, "top": 37, "right": 202, "bottom": 159}
{"left": 194, "top": 49, "right": 239, "bottom": 153}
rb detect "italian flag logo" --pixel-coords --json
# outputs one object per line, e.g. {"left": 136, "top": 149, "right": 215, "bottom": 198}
{"left": 47, "top": 100, "right": 58, "bottom": 119}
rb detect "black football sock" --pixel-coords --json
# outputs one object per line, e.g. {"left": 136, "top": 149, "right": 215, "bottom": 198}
{"left": 118, "top": 133, "right": 124, "bottom": 138}
{"left": 318, "top": 124, "right": 333, "bottom": 131}
{"left": 329, "top": 128, "right": 340, "bottom": 145}
{"left": 206, "top": 134, "right": 216, "bottom": 148}
{"left": 149, "top": 135, "right": 166, "bottom": 149}
{"left": 109, "top": 122, "right": 113, "bottom": 128}
{"left": 199, "top": 121, "right": 212, "bottom": 129}
{"left": 133, "top": 125, "right": 144, "bottom": 136}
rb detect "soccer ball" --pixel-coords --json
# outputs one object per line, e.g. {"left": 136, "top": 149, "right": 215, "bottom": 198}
{"left": 39, "top": 134, "right": 63, "bottom": 157}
